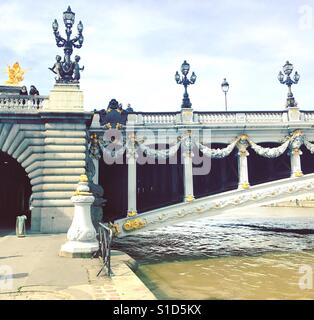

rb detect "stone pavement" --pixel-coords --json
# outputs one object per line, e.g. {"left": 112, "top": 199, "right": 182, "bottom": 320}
{"left": 0, "top": 233, "right": 156, "bottom": 300}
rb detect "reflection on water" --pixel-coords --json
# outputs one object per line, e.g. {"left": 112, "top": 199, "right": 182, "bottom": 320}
{"left": 112, "top": 210, "right": 314, "bottom": 299}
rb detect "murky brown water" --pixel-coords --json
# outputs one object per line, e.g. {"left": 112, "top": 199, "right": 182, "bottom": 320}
{"left": 113, "top": 207, "right": 314, "bottom": 299}
{"left": 137, "top": 251, "right": 314, "bottom": 300}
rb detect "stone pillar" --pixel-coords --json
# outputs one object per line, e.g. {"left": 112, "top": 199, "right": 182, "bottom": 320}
{"left": 127, "top": 134, "right": 137, "bottom": 216}
{"left": 183, "top": 152, "right": 194, "bottom": 202}
{"left": 182, "top": 132, "right": 194, "bottom": 202}
{"left": 237, "top": 135, "right": 250, "bottom": 190}
{"left": 60, "top": 175, "right": 98, "bottom": 257}
{"left": 290, "top": 148, "right": 303, "bottom": 178}
{"left": 289, "top": 130, "right": 304, "bottom": 178}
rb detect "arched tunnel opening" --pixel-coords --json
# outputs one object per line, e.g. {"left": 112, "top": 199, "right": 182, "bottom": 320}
{"left": 0, "top": 151, "right": 32, "bottom": 230}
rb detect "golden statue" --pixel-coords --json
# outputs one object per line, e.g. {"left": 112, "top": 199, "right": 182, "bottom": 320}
{"left": 5, "top": 62, "right": 26, "bottom": 85}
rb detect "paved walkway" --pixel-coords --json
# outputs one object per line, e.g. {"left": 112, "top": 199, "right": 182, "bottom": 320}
{"left": 0, "top": 233, "right": 155, "bottom": 300}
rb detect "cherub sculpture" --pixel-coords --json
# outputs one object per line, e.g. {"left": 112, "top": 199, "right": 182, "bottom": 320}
{"left": 73, "top": 55, "right": 84, "bottom": 82}
{"left": 5, "top": 62, "right": 26, "bottom": 85}
{"left": 49, "top": 55, "right": 63, "bottom": 82}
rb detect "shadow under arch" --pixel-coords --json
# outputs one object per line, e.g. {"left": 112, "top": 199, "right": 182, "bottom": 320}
{"left": 248, "top": 142, "right": 290, "bottom": 185}
{"left": 193, "top": 143, "right": 239, "bottom": 198}
{"left": 0, "top": 151, "right": 32, "bottom": 229}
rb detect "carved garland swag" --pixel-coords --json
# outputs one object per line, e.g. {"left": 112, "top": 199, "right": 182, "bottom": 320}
{"left": 89, "top": 131, "right": 314, "bottom": 161}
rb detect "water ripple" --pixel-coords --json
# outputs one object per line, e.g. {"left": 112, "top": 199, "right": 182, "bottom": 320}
{"left": 113, "top": 216, "right": 314, "bottom": 263}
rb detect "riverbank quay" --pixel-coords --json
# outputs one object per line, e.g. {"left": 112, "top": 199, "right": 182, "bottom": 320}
{"left": 0, "top": 233, "right": 155, "bottom": 300}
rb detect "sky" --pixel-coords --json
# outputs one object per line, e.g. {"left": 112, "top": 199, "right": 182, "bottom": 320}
{"left": 0, "top": 0, "right": 314, "bottom": 112}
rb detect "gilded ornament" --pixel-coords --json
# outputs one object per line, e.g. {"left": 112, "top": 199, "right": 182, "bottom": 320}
{"left": 109, "top": 222, "right": 120, "bottom": 236}
{"left": 185, "top": 195, "right": 194, "bottom": 203}
{"left": 294, "top": 170, "right": 303, "bottom": 177}
{"left": 79, "top": 175, "right": 89, "bottom": 183}
{"left": 291, "top": 130, "right": 303, "bottom": 138}
{"left": 241, "top": 182, "right": 250, "bottom": 189}
{"left": 5, "top": 62, "right": 26, "bottom": 85}
{"left": 240, "top": 134, "right": 249, "bottom": 141}
{"left": 123, "top": 218, "right": 146, "bottom": 231}
{"left": 127, "top": 210, "right": 138, "bottom": 217}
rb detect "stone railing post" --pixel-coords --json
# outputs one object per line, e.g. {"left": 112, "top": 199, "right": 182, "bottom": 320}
{"left": 182, "top": 131, "right": 194, "bottom": 202}
{"left": 60, "top": 175, "right": 98, "bottom": 257}
{"left": 237, "top": 135, "right": 250, "bottom": 190}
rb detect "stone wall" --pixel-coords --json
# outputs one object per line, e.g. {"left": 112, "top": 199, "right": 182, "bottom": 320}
{"left": 0, "top": 84, "right": 92, "bottom": 233}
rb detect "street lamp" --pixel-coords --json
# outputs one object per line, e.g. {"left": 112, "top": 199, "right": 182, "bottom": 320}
{"left": 278, "top": 61, "right": 300, "bottom": 108}
{"left": 221, "top": 78, "right": 229, "bottom": 111}
{"left": 50, "top": 6, "right": 84, "bottom": 83}
{"left": 175, "top": 60, "right": 197, "bottom": 109}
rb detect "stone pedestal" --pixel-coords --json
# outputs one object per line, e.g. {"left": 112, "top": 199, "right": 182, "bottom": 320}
{"left": 288, "top": 107, "right": 300, "bottom": 121}
{"left": 181, "top": 108, "right": 194, "bottom": 123}
{"left": 60, "top": 175, "right": 98, "bottom": 258}
{"left": 43, "top": 84, "right": 84, "bottom": 112}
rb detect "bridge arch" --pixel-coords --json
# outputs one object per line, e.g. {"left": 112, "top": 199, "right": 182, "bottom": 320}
{"left": 0, "top": 117, "right": 88, "bottom": 233}
{"left": 0, "top": 151, "right": 32, "bottom": 229}
{"left": 0, "top": 123, "right": 43, "bottom": 230}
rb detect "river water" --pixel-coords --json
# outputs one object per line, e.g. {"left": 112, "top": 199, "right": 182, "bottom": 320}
{"left": 112, "top": 207, "right": 314, "bottom": 299}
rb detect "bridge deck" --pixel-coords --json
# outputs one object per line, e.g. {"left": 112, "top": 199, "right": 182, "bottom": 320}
{"left": 113, "top": 173, "right": 314, "bottom": 238}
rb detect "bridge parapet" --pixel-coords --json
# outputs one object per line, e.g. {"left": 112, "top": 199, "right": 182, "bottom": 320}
{"left": 123, "top": 110, "right": 314, "bottom": 127}
{"left": 0, "top": 95, "right": 48, "bottom": 112}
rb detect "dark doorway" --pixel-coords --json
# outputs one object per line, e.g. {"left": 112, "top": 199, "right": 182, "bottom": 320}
{"left": 0, "top": 152, "right": 32, "bottom": 229}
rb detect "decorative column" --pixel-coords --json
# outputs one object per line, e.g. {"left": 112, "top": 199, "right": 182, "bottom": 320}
{"left": 60, "top": 175, "right": 98, "bottom": 257}
{"left": 127, "top": 133, "right": 138, "bottom": 216}
{"left": 289, "top": 130, "right": 304, "bottom": 178}
{"left": 182, "top": 131, "right": 194, "bottom": 202}
{"left": 237, "top": 135, "right": 250, "bottom": 190}
{"left": 89, "top": 133, "right": 101, "bottom": 184}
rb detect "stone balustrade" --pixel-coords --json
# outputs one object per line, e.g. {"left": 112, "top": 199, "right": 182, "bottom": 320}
{"left": 124, "top": 110, "right": 314, "bottom": 126}
{"left": 0, "top": 95, "right": 48, "bottom": 112}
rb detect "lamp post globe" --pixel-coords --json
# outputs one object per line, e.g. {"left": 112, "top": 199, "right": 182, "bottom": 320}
{"left": 181, "top": 60, "right": 190, "bottom": 76}
{"left": 283, "top": 61, "right": 293, "bottom": 76}
{"left": 221, "top": 78, "right": 229, "bottom": 93}
{"left": 52, "top": 19, "right": 59, "bottom": 32}
{"left": 77, "top": 21, "right": 84, "bottom": 33}
{"left": 63, "top": 6, "right": 75, "bottom": 28}
{"left": 221, "top": 78, "right": 229, "bottom": 111}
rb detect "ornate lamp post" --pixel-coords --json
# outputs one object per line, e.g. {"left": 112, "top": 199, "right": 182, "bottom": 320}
{"left": 278, "top": 61, "right": 300, "bottom": 108}
{"left": 175, "top": 60, "right": 197, "bottom": 108}
{"left": 221, "top": 78, "right": 229, "bottom": 111}
{"left": 50, "top": 6, "right": 84, "bottom": 83}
